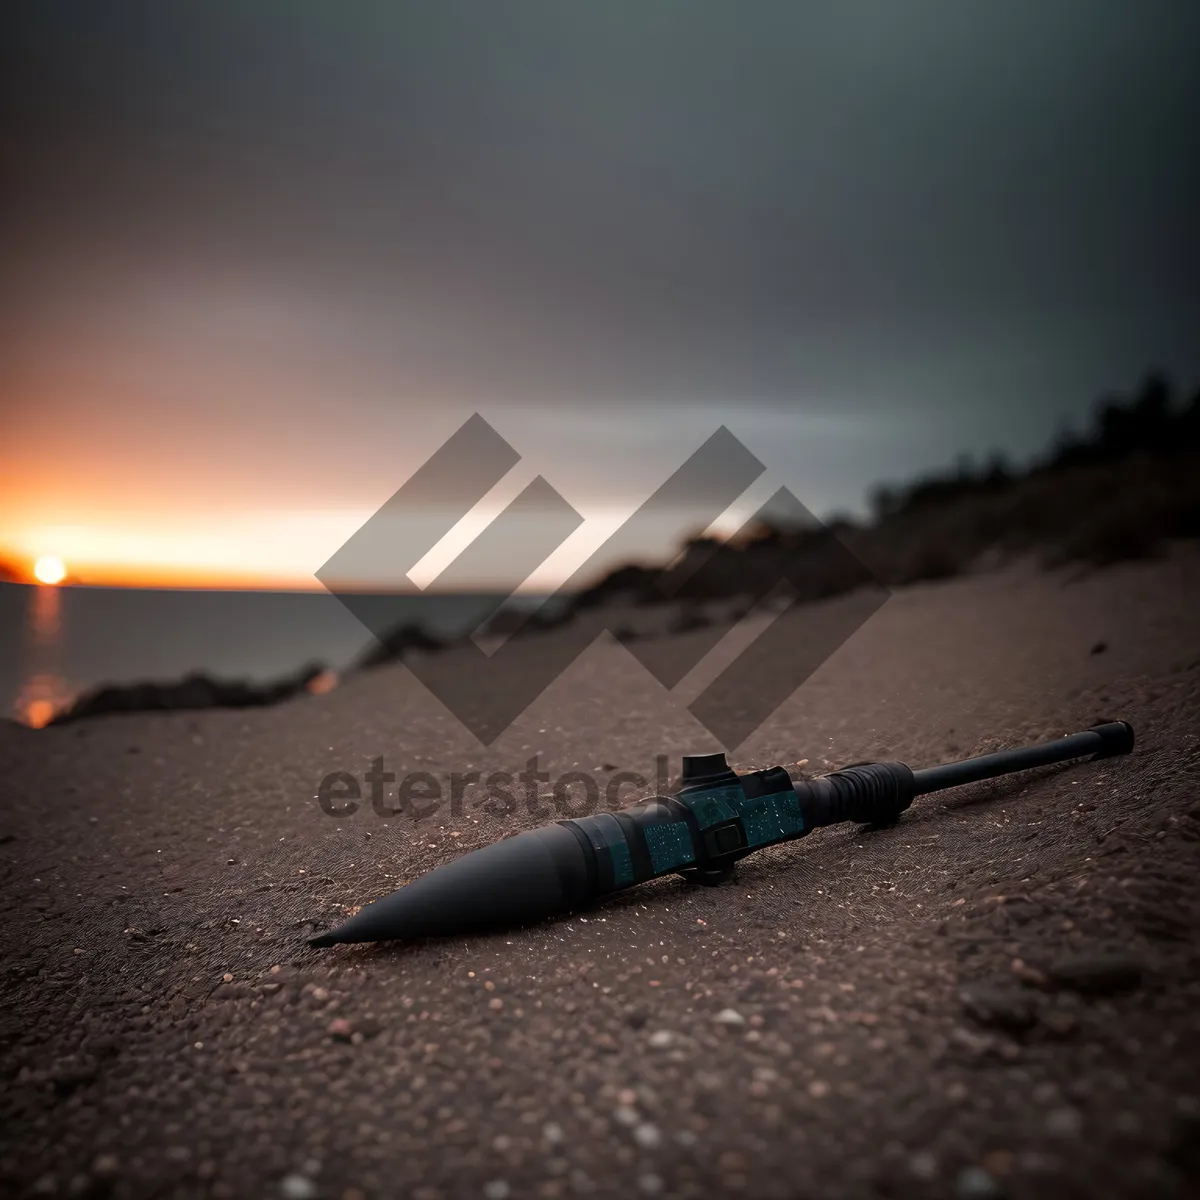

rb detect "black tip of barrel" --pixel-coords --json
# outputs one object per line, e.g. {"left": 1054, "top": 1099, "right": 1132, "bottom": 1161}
{"left": 1089, "top": 720, "right": 1135, "bottom": 758}
{"left": 308, "top": 823, "right": 594, "bottom": 947}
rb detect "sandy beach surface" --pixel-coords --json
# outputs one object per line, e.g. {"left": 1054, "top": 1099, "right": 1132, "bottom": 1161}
{"left": 2, "top": 552, "right": 1199, "bottom": 1200}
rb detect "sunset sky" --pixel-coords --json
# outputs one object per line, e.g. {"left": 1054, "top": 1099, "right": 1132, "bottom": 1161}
{"left": 2, "top": 3, "right": 1198, "bottom": 590}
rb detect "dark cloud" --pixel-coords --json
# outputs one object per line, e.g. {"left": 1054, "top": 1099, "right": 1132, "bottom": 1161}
{"left": 3, "top": 3, "right": 1199, "bottom": 495}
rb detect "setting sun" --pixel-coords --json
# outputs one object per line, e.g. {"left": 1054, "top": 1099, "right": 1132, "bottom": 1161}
{"left": 33, "top": 555, "right": 67, "bottom": 585}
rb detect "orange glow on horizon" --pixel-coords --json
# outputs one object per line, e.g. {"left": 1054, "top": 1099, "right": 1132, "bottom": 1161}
{"left": 1, "top": 498, "right": 739, "bottom": 592}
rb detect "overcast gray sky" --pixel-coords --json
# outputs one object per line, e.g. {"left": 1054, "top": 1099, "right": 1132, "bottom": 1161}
{"left": 2, "top": 2, "right": 1198, "bottom": 586}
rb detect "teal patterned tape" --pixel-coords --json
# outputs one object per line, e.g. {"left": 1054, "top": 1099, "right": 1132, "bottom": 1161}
{"left": 643, "top": 820, "right": 696, "bottom": 874}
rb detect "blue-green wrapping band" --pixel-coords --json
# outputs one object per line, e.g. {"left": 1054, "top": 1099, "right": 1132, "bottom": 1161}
{"left": 735, "top": 788, "right": 804, "bottom": 846}
{"left": 565, "top": 769, "right": 807, "bottom": 896}
{"left": 642, "top": 820, "right": 696, "bottom": 873}
{"left": 684, "top": 783, "right": 741, "bottom": 829}
{"left": 674, "top": 780, "right": 804, "bottom": 846}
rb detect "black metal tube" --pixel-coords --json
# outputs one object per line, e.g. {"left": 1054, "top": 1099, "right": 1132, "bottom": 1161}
{"left": 910, "top": 721, "right": 1134, "bottom": 796}
{"left": 309, "top": 721, "right": 1135, "bottom": 947}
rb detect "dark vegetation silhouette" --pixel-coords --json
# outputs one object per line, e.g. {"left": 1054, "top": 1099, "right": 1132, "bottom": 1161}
{"left": 48, "top": 662, "right": 328, "bottom": 725}
{"left": 536, "top": 371, "right": 1200, "bottom": 616}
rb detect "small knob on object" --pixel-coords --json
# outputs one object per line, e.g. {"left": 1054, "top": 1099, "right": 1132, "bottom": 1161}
{"left": 681, "top": 752, "right": 730, "bottom": 783}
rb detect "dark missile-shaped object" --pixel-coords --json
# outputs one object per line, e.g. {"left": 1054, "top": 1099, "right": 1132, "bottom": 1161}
{"left": 309, "top": 720, "right": 1134, "bottom": 947}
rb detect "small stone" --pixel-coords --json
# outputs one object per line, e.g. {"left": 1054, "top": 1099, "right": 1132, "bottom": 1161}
{"left": 1045, "top": 1106, "right": 1083, "bottom": 1137}
{"left": 222, "top": 973, "right": 234, "bottom": 983}
{"left": 1010, "top": 958, "right": 1048, "bottom": 988}
{"left": 91, "top": 1155, "right": 120, "bottom": 1179}
{"left": 1048, "top": 952, "right": 1143, "bottom": 996}
{"left": 1089, "top": 641, "right": 1108, "bottom": 655}
{"left": 637, "top": 1175, "right": 662, "bottom": 1194}
{"left": 633, "top": 1123, "right": 661, "bottom": 1149}
{"left": 483, "top": 1182, "right": 511, "bottom": 1200}
{"left": 713, "top": 1008, "right": 745, "bottom": 1027}
{"left": 614, "top": 1106, "right": 639, "bottom": 1127}
{"left": 981, "top": 1150, "right": 1013, "bottom": 1177}
{"left": 949, "top": 1026, "right": 998, "bottom": 1058}
{"left": 488, "top": 997, "right": 504, "bottom": 1011}
{"left": 1039, "top": 1010, "right": 1078, "bottom": 1038}
{"left": 647, "top": 1030, "right": 674, "bottom": 1048}
{"left": 617, "top": 1088, "right": 638, "bottom": 1107}
{"left": 960, "top": 988, "right": 1038, "bottom": 1032}
{"left": 279, "top": 1174, "right": 319, "bottom": 1200}
{"left": 957, "top": 1166, "right": 1004, "bottom": 1199}
{"left": 543, "top": 1122, "right": 565, "bottom": 1146}
{"left": 328, "top": 1018, "right": 353, "bottom": 1042}
{"left": 910, "top": 1151, "right": 938, "bottom": 1181}
{"left": 808, "top": 1080, "right": 829, "bottom": 1098}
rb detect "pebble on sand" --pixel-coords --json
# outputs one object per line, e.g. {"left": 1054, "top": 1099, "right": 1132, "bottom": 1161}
{"left": 910, "top": 1151, "right": 939, "bottom": 1181}
{"left": 91, "top": 1155, "right": 120, "bottom": 1179}
{"left": 483, "top": 1181, "right": 511, "bottom": 1200}
{"left": 647, "top": 1030, "right": 674, "bottom": 1048}
{"left": 634, "top": 1123, "right": 662, "bottom": 1149}
{"left": 279, "top": 1173, "right": 319, "bottom": 1200}
{"left": 1045, "top": 1106, "right": 1084, "bottom": 1137}
{"left": 713, "top": 1008, "right": 746, "bottom": 1027}
{"left": 957, "top": 1165, "right": 1004, "bottom": 1200}
{"left": 959, "top": 987, "right": 1038, "bottom": 1032}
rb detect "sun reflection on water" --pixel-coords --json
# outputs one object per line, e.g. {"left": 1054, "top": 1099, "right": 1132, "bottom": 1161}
{"left": 14, "top": 585, "right": 74, "bottom": 727}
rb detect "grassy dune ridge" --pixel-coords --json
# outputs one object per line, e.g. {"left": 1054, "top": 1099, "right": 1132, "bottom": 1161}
{"left": 564, "top": 372, "right": 1200, "bottom": 618}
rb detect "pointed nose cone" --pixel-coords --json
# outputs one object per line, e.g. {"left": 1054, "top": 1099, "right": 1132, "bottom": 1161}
{"left": 309, "top": 822, "right": 592, "bottom": 946}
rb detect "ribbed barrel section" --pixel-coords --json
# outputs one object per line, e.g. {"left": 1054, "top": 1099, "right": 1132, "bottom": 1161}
{"left": 795, "top": 762, "right": 916, "bottom": 829}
